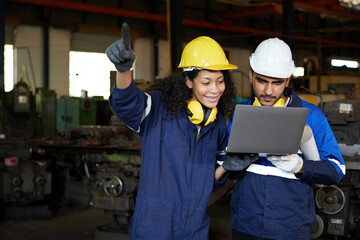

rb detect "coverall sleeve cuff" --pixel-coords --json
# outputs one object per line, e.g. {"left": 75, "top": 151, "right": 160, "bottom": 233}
{"left": 294, "top": 159, "right": 341, "bottom": 185}
{"left": 111, "top": 80, "right": 136, "bottom": 100}
{"left": 215, "top": 171, "right": 228, "bottom": 185}
{"left": 295, "top": 159, "right": 310, "bottom": 178}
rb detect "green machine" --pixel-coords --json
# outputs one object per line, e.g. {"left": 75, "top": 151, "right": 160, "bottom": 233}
{"left": 1, "top": 81, "right": 57, "bottom": 139}
{"left": 2, "top": 81, "right": 35, "bottom": 138}
{"left": 56, "top": 97, "right": 97, "bottom": 131}
{"left": 35, "top": 88, "right": 57, "bottom": 137}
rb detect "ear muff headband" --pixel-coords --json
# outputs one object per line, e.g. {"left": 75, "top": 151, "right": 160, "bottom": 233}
{"left": 253, "top": 97, "right": 285, "bottom": 107}
{"left": 187, "top": 100, "right": 217, "bottom": 126}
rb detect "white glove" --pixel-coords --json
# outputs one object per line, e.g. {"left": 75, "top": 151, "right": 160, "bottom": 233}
{"left": 267, "top": 154, "right": 303, "bottom": 173}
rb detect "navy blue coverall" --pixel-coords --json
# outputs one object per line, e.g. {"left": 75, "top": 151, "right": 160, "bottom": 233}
{"left": 109, "top": 81, "right": 227, "bottom": 240}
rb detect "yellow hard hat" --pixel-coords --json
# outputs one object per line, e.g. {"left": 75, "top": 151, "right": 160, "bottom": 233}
{"left": 178, "top": 36, "right": 238, "bottom": 71}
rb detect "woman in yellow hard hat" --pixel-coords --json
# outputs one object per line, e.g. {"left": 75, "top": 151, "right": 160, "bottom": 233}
{"left": 107, "top": 23, "right": 237, "bottom": 240}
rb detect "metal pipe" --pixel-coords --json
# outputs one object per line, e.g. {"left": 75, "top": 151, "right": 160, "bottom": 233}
{"left": 0, "top": 0, "right": 5, "bottom": 137}
{"left": 166, "top": 0, "right": 171, "bottom": 74}
{"left": 0, "top": 0, "right": 5, "bottom": 92}
{"left": 169, "top": 0, "right": 183, "bottom": 73}
{"left": 150, "top": 0, "right": 159, "bottom": 80}
{"left": 43, "top": 10, "right": 50, "bottom": 89}
{"left": 317, "top": 31, "right": 323, "bottom": 93}
{"left": 282, "top": 0, "right": 294, "bottom": 47}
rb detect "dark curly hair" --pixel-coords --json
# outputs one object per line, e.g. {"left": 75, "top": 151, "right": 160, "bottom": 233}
{"left": 147, "top": 70, "right": 236, "bottom": 120}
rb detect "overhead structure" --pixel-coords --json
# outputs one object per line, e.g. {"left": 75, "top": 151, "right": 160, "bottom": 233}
{"left": 6, "top": 0, "right": 360, "bottom": 50}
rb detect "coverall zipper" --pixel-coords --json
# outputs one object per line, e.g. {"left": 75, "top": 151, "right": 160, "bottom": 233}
{"left": 181, "top": 127, "right": 200, "bottom": 238}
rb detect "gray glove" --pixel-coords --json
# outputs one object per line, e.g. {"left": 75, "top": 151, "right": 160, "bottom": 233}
{"left": 222, "top": 153, "right": 259, "bottom": 171}
{"left": 106, "top": 23, "right": 136, "bottom": 72}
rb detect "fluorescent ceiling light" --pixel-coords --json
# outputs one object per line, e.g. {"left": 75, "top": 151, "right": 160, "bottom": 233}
{"left": 331, "top": 59, "right": 359, "bottom": 68}
{"left": 339, "top": 0, "right": 360, "bottom": 10}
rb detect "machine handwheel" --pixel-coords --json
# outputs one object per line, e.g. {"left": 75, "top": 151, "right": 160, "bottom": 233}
{"left": 311, "top": 214, "right": 324, "bottom": 239}
{"left": 315, "top": 185, "right": 345, "bottom": 214}
{"left": 103, "top": 176, "right": 123, "bottom": 197}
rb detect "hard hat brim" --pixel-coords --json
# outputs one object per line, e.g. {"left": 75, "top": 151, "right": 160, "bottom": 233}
{"left": 178, "top": 63, "right": 238, "bottom": 71}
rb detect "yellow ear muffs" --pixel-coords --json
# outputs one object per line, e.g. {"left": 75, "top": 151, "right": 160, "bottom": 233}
{"left": 252, "top": 97, "right": 285, "bottom": 107}
{"left": 273, "top": 98, "right": 285, "bottom": 107}
{"left": 252, "top": 97, "right": 261, "bottom": 106}
{"left": 203, "top": 107, "right": 217, "bottom": 126}
{"left": 187, "top": 101, "right": 204, "bottom": 125}
{"left": 187, "top": 100, "right": 217, "bottom": 126}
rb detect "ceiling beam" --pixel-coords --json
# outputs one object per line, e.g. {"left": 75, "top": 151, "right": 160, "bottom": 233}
{"left": 221, "top": 4, "right": 283, "bottom": 19}
{"left": 8, "top": 0, "right": 167, "bottom": 22}
{"left": 294, "top": 0, "right": 360, "bottom": 21}
{"left": 7, "top": 0, "right": 360, "bottom": 48}
{"left": 221, "top": 0, "right": 360, "bottom": 21}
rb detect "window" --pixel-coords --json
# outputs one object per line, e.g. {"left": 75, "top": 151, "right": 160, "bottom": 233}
{"left": 4, "top": 44, "right": 14, "bottom": 92}
{"left": 292, "top": 67, "right": 305, "bottom": 77}
{"left": 69, "top": 51, "right": 117, "bottom": 99}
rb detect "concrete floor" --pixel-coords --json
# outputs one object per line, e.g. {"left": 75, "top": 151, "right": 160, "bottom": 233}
{"left": 208, "top": 196, "right": 232, "bottom": 240}
{"left": 0, "top": 196, "right": 231, "bottom": 240}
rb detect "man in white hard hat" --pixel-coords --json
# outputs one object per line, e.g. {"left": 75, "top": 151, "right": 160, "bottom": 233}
{"left": 223, "top": 38, "right": 346, "bottom": 239}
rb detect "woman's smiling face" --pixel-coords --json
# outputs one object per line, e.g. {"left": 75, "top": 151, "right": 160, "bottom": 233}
{"left": 186, "top": 70, "right": 225, "bottom": 109}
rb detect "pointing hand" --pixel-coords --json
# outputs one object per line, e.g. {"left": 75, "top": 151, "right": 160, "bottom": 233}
{"left": 106, "top": 23, "right": 136, "bottom": 72}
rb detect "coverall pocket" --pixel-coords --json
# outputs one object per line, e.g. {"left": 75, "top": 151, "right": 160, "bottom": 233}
{"left": 161, "top": 133, "right": 188, "bottom": 166}
{"left": 133, "top": 200, "right": 179, "bottom": 239}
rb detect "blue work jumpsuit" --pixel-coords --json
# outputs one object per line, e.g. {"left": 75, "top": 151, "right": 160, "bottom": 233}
{"left": 228, "top": 88, "right": 346, "bottom": 240}
{"left": 109, "top": 81, "right": 227, "bottom": 240}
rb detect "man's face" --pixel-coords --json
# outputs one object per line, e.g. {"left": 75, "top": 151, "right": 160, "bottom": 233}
{"left": 249, "top": 71, "right": 290, "bottom": 106}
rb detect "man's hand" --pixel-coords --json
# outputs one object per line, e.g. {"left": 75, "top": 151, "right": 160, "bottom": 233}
{"left": 106, "top": 23, "right": 136, "bottom": 72}
{"left": 222, "top": 153, "right": 258, "bottom": 171}
{"left": 268, "top": 154, "right": 304, "bottom": 173}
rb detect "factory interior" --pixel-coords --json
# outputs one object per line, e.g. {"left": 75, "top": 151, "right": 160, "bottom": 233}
{"left": 0, "top": 0, "right": 360, "bottom": 239}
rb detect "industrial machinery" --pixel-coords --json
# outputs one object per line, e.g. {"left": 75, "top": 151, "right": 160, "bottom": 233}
{"left": 0, "top": 81, "right": 142, "bottom": 240}
{"left": 87, "top": 152, "right": 140, "bottom": 240}
{"left": 1, "top": 81, "right": 57, "bottom": 139}
{"left": 56, "top": 97, "right": 97, "bottom": 131}
{"left": 323, "top": 99, "right": 360, "bottom": 145}
{"left": 311, "top": 99, "right": 360, "bottom": 240}
{"left": 0, "top": 81, "right": 56, "bottom": 219}
{"left": 0, "top": 140, "right": 53, "bottom": 219}
{"left": 33, "top": 124, "right": 142, "bottom": 239}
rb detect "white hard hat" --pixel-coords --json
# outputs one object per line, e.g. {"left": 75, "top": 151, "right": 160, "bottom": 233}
{"left": 249, "top": 38, "right": 295, "bottom": 78}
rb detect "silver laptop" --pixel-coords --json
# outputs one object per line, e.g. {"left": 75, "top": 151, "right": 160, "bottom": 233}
{"left": 226, "top": 105, "right": 309, "bottom": 154}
